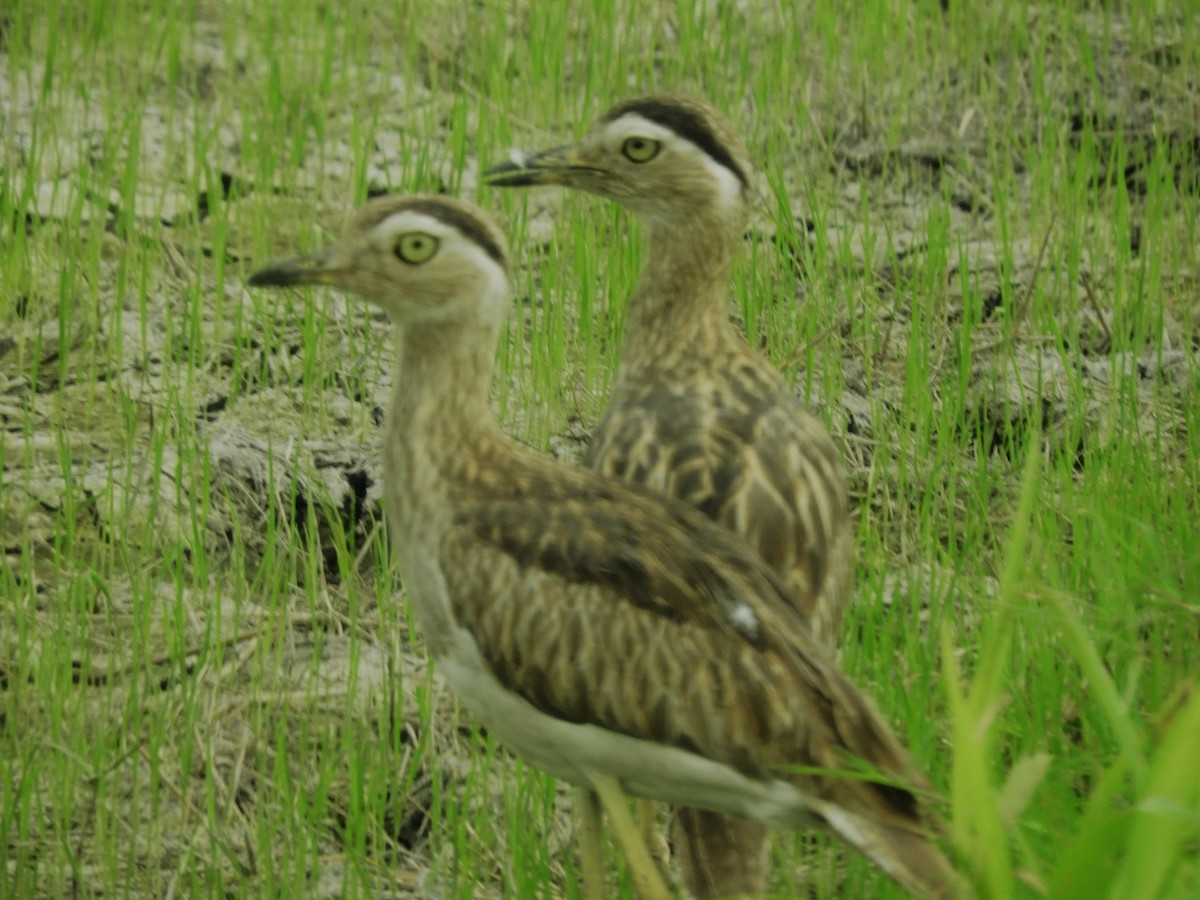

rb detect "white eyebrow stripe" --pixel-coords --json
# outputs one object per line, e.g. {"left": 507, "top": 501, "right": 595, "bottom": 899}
{"left": 371, "top": 212, "right": 457, "bottom": 242}
{"left": 602, "top": 114, "right": 679, "bottom": 148}
{"left": 602, "top": 113, "right": 745, "bottom": 213}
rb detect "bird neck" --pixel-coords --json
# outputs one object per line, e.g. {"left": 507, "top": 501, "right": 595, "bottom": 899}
{"left": 620, "top": 216, "right": 743, "bottom": 367}
{"left": 383, "top": 316, "right": 508, "bottom": 520}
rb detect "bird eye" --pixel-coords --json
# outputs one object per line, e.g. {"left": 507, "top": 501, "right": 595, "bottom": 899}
{"left": 394, "top": 232, "right": 439, "bottom": 264}
{"left": 621, "top": 137, "right": 661, "bottom": 163}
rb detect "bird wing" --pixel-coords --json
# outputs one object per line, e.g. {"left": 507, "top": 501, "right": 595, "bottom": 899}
{"left": 584, "top": 381, "right": 853, "bottom": 646}
{"left": 438, "top": 482, "right": 926, "bottom": 821}
{"left": 438, "top": 479, "right": 959, "bottom": 895}
{"left": 728, "top": 401, "right": 855, "bottom": 647}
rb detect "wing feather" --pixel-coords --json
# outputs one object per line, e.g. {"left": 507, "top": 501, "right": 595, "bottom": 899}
{"left": 439, "top": 486, "right": 928, "bottom": 831}
{"left": 584, "top": 377, "right": 853, "bottom": 645}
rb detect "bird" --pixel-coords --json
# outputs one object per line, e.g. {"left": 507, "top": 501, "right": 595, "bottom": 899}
{"left": 486, "top": 95, "right": 854, "bottom": 896}
{"left": 246, "top": 194, "right": 959, "bottom": 900}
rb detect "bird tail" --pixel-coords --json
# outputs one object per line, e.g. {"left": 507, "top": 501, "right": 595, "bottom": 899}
{"left": 813, "top": 800, "right": 966, "bottom": 899}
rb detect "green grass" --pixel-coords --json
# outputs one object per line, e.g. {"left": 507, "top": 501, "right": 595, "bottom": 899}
{"left": 2, "top": 0, "right": 1197, "bottom": 897}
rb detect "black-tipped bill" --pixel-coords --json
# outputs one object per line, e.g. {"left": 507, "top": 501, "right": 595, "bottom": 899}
{"left": 483, "top": 145, "right": 596, "bottom": 188}
{"left": 247, "top": 249, "right": 337, "bottom": 288}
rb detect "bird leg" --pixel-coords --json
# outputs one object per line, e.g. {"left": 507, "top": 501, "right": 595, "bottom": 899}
{"left": 673, "top": 808, "right": 771, "bottom": 898}
{"left": 638, "top": 798, "right": 673, "bottom": 877}
{"left": 587, "top": 774, "right": 674, "bottom": 900}
{"left": 577, "top": 787, "right": 606, "bottom": 900}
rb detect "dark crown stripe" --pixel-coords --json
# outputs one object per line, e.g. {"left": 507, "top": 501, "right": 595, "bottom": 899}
{"left": 365, "top": 197, "right": 507, "bottom": 267}
{"left": 406, "top": 199, "right": 507, "bottom": 267}
{"left": 603, "top": 99, "right": 749, "bottom": 187}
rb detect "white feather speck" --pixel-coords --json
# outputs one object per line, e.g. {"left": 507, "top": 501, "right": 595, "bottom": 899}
{"left": 727, "top": 603, "right": 760, "bottom": 638}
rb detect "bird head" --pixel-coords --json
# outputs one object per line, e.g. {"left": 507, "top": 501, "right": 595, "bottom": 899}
{"left": 248, "top": 195, "right": 511, "bottom": 328}
{"left": 486, "top": 95, "right": 753, "bottom": 230}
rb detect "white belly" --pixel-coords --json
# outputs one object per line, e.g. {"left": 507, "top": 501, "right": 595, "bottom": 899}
{"left": 438, "top": 626, "right": 816, "bottom": 832}
{"left": 396, "top": 533, "right": 817, "bottom": 832}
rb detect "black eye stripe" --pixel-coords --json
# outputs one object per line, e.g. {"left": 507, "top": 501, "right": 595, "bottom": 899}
{"left": 403, "top": 200, "right": 506, "bottom": 266}
{"left": 603, "top": 99, "right": 748, "bottom": 187}
{"left": 360, "top": 197, "right": 507, "bottom": 268}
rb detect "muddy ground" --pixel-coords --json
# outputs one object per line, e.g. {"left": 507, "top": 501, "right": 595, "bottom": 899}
{"left": 1, "top": 3, "right": 1196, "bottom": 897}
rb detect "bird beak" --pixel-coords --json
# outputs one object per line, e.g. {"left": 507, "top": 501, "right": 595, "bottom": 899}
{"left": 484, "top": 143, "right": 599, "bottom": 188}
{"left": 247, "top": 247, "right": 340, "bottom": 288}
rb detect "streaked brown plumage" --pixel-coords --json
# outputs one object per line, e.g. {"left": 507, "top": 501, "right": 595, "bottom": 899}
{"left": 247, "top": 195, "right": 959, "bottom": 899}
{"left": 487, "top": 95, "right": 854, "bottom": 896}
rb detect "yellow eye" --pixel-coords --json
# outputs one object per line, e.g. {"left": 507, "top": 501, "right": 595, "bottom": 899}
{"left": 394, "top": 232, "right": 439, "bottom": 264}
{"left": 621, "top": 137, "right": 661, "bottom": 163}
